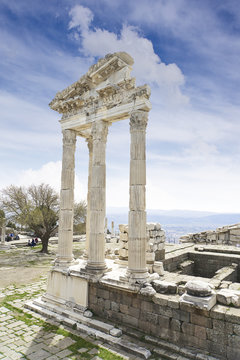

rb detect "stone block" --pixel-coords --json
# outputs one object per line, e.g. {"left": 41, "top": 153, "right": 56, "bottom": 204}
{"left": 230, "top": 228, "right": 240, "bottom": 236}
{"left": 141, "top": 300, "right": 153, "bottom": 312}
{"left": 119, "top": 248, "right": 128, "bottom": 258}
{"left": 217, "top": 289, "right": 240, "bottom": 307}
{"left": 210, "top": 304, "right": 227, "bottom": 320}
{"left": 104, "top": 299, "right": 110, "bottom": 310}
{"left": 167, "top": 296, "right": 180, "bottom": 309}
{"left": 111, "top": 301, "right": 120, "bottom": 312}
{"left": 146, "top": 223, "right": 155, "bottom": 231}
{"left": 138, "top": 319, "right": 151, "bottom": 333}
{"left": 152, "top": 280, "right": 177, "bottom": 294}
{"left": 110, "top": 328, "right": 122, "bottom": 337}
{"left": 228, "top": 334, "right": 240, "bottom": 348}
{"left": 120, "top": 304, "right": 128, "bottom": 314}
{"left": 132, "top": 297, "right": 141, "bottom": 308}
{"left": 123, "top": 314, "right": 139, "bottom": 328}
{"left": 185, "top": 280, "right": 213, "bottom": 297}
{"left": 225, "top": 307, "right": 240, "bottom": 324}
{"left": 227, "top": 346, "right": 240, "bottom": 360}
{"left": 190, "top": 313, "right": 212, "bottom": 328}
{"left": 194, "top": 325, "right": 207, "bottom": 339}
{"left": 153, "top": 261, "right": 164, "bottom": 276}
{"left": 119, "top": 233, "right": 128, "bottom": 241}
{"left": 97, "top": 288, "right": 109, "bottom": 300}
{"left": 155, "top": 249, "right": 165, "bottom": 261}
{"left": 119, "top": 224, "right": 128, "bottom": 233}
{"left": 157, "top": 242, "right": 165, "bottom": 250}
{"left": 158, "top": 314, "right": 170, "bottom": 328}
{"left": 233, "top": 324, "right": 240, "bottom": 336}
{"left": 207, "top": 341, "right": 226, "bottom": 357}
{"left": 170, "top": 318, "right": 181, "bottom": 332}
{"left": 182, "top": 322, "right": 195, "bottom": 336}
{"left": 206, "top": 329, "right": 227, "bottom": 344}
{"left": 173, "top": 309, "right": 190, "bottom": 322}
{"left": 146, "top": 252, "right": 155, "bottom": 263}
{"left": 128, "top": 306, "right": 140, "bottom": 318}
{"left": 180, "top": 293, "right": 216, "bottom": 311}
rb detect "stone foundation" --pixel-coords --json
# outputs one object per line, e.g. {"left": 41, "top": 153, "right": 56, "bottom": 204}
{"left": 88, "top": 281, "right": 240, "bottom": 360}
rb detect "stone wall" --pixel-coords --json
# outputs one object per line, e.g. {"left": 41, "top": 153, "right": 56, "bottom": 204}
{"left": 180, "top": 223, "right": 240, "bottom": 246}
{"left": 88, "top": 282, "right": 240, "bottom": 360}
{"left": 118, "top": 223, "right": 165, "bottom": 262}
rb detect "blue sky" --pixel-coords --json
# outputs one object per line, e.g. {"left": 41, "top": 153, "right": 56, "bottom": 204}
{"left": 1, "top": 0, "right": 240, "bottom": 212}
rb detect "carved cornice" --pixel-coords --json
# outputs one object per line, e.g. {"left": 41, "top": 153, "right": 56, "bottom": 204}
{"left": 62, "top": 129, "right": 77, "bottom": 145}
{"left": 91, "top": 121, "right": 108, "bottom": 143}
{"left": 59, "top": 84, "right": 150, "bottom": 120}
{"left": 49, "top": 52, "right": 134, "bottom": 113}
{"left": 130, "top": 111, "right": 148, "bottom": 132}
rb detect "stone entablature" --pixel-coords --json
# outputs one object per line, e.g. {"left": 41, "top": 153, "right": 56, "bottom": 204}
{"left": 49, "top": 52, "right": 151, "bottom": 131}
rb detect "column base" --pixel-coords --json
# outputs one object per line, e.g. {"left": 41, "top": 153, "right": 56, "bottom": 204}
{"left": 54, "top": 255, "right": 75, "bottom": 268}
{"left": 124, "top": 268, "right": 149, "bottom": 284}
{"left": 85, "top": 260, "right": 107, "bottom": 273}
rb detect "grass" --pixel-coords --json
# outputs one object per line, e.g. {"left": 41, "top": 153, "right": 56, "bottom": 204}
{"left": 1, "top": 285, "right": 125, "bottom": 360}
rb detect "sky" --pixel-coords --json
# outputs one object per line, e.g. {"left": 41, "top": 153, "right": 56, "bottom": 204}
{"left": 1, "top": 0, "right": 240, "bottom": 213}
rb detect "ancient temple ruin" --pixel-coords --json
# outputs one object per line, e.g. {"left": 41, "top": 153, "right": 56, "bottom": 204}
{"left": 27, "top": 53, "right": 240, "bottom": 360}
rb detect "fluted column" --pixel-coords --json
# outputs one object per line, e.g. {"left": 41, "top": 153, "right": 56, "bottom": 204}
{"left": 127, "top": 110, "right": 149, "bottom": 281}
{"left": 85, "top": 136, "right": 93, "bottom": 258}
{"left": 1, "top": 220, "right": 6, "bottom": 245}
{"left": 55, "top": 129, "right": 76, "bottom": 267}
{"left": 87, "top": 120, "right": 108, "bottom": 271}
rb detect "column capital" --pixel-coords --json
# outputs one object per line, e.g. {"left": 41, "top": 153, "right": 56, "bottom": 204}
{"left": 130, "top": 110, "right": 148, "bottom": 132}
{"left": 91, "top": 120, "right": 108, "bottom": 142}
{"left": 62, "top": 129, "right": 77, "bottom": 145}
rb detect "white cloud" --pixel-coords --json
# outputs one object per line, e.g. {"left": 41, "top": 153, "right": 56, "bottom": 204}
{"left": 69, "top": 5, "right": 93, "bottom": 33}
{"left": 68, "top": 5, "right": 188, "bottom": 106}
{"left": 0, "top": 161, "right": 87, "bottom": 203}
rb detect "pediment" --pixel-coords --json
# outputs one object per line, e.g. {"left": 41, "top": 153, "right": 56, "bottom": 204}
{"left": 49, "top": 52, "right": 151, "bottom": 129}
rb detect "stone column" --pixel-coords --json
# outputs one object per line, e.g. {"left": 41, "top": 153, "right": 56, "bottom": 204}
{"left": 87, "top": 120, "right": 108, "bottom": 271}
{"left": 1, "top": 221, "right": 6, "bottom": 245}
{"left": 111, "top": 221, "right": 114, "bottom": 235}
{"left": 127, "top": 110, "right": 149, "bottom": 281}
{"left": 55, "top": 129, "right": 76, "bottom": 267}
{"left": 85, "top": 136, "right": 93, "bottom": 258}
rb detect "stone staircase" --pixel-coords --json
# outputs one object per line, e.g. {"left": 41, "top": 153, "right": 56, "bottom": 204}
{"left": 25, "top": 298, "right": 220, "bottom": 360}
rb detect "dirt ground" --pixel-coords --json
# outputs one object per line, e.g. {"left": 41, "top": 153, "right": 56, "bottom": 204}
{"left": 0, "top": 241, "right": 86, "bottom": 288}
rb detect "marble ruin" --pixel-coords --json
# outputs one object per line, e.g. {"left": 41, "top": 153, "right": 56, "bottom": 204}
{"left": 27, "top": 53, "right": 240, "bottom": 359}
{"left": 180, "top": 223, "right": 240, "bottom": 246}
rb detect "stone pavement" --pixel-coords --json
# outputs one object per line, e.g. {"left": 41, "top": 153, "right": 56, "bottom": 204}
{"left": 0, "top": 277, "right": 138, "bottom": 360}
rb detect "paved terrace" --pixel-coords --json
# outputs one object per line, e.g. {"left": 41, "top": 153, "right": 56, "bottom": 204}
{"left": 0, "top": 277, "right": 135, "bottom": 360}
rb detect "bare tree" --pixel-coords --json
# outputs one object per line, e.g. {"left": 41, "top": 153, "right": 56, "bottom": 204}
{"left": 73, "top": 201, "right": 87, "bottom": 234}
{"left": 1, "top": 184, "right": 59, "bottom": 253}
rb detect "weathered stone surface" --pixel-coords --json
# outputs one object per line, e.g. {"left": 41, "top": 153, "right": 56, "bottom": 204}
{"left": 180, "top": 292, "right": 216, "bottom": 311}
{"left": 140, "top": 285, "right": 156, "bottom": 296}
{"left": 152, "top": 280, "right": 177, "bottom": 294}
{"left": 185, "top": 280, "right": 213, "bottom": 297}
{"left": 217, "top": 289, "right": 240, "bottom": 307}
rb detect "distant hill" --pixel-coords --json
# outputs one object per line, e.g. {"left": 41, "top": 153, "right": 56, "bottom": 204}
{"left": 106, "top": 207, "right": 240, "bottom": 240}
